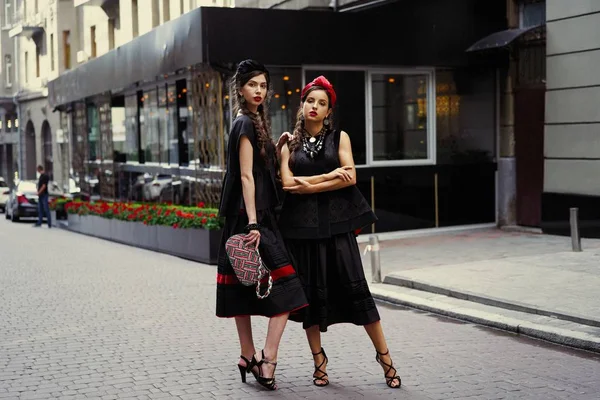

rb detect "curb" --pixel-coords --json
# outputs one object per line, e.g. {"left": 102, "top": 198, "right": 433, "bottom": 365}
{"left": 370, "top": 286, "right": 600, "bottom": 353}
{"left": 383, "top": 274, "right": 600, "bottom": 329}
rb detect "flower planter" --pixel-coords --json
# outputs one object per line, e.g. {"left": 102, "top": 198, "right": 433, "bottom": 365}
{"left": 67, "top": 214, "right": 82, "bottom": 232}
{"left": 50, "top": 211, "right": 58, "bottom": 227}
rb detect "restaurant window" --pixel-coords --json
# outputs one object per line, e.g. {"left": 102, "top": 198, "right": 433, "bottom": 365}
{"left": 304, "top": 69, "right": 367, "bottom": 165}
{"left": 167, "top": 83, "right": 178, "bottom": 164}
{"left": 87, "top": 104, "right": 101, "bottom": 161}
{"left": 268, "top": 67, "right": 302, "bottom": 143}
{"left": 158, "top": 84, "right": 178, "bottom": 164}
{"left": 142, "top": 87, "right": 159, "bottom": 163}
{"left": 176, "top": 79, "right": 189, "bottom": 166}
{"left": 124, "top": 93, "right": 140, "bottom": 162}
{"left": 111, "top": 96, "right": 127, "bottom": 162}
{"left": 369, "top": 71, "right": 435, "bottom": 164}
{"left": 436, "top": 69, "right": 495, "bottom": 164}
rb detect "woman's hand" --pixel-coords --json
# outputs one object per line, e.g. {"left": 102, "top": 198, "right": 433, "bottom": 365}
{"left": 325, "top": 166, "right": 353, "bottom": 182}
{"left": 276, "top": 132, "right": 293, "bottom": 155}
{"left": 244, "top": 229, "right": 261, "bottom": 250}
{"left": 283, "top": 178, "right": 315, "bottom": 194}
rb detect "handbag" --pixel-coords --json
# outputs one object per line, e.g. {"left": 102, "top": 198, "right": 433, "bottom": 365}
{"left": 225, "top": 233, "right": 272, "bottom": 299}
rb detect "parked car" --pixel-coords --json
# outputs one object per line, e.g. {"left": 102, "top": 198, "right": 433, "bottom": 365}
{"left": 5, "top": 180, "right": 41, "bottom": 222}
{"left": 0, "top": 177, "right": 9, "bottom": 213}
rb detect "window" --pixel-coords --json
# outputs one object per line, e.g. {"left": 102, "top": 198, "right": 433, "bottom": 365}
{"left": 90, "top": 26, "right": 97, "bottom": 58}
{"left": 24, "top": 51, "right": 28, "bottom": 83}
{"left": 87, "top": 105, "right": 100, "bottom": 161}
{"left": 108, "top": 19, "right": 115, "bottom": 50}
{"left": 63, "top": 31, "right": 71, "bottom": 70}
{"left": 5, "top": 55, "right": 12, "bottom": 87}
{"left": 124, "top": 93, "right": 140, "bottom": 162}
{"left": 142, "top": 88, "right": 159, "bottom": 163}
{"left": 304, "top": 69, "right": 367, "bottom": 165}
{"left": 4, "top": 0, "right": 11, "bottom": 26}
{"left": 132, "top": 0, "right": 139, "bottom": 38}
{"left": 50, "top": 34, "right": 55, "bottom": 71}
{"left": 520, "top": 1, "right": 546, "bottom": 28}
{"left": 35, "top": 45, "right": 40, "bottom": 78}
{"left": 369, "top": 71, "right": 434, "bottom": 164}
{"left": 34, "top": 0, "right": 38, "bottom": 14}
{"left": 111, "top": 96, "right": 127, "bottom": 161}
{"left": 180, "top": 0, "right": 185, "bottom": 15}
{"left": 158, "top": 83, "right": 179, "bottom": 164}
{"left": 162, "top": 0, "right": 170, "bottom": 23}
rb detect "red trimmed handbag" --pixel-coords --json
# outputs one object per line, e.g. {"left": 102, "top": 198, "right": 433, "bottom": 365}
{"left": 225, "top": 234, "right": 272, "bottom": 299}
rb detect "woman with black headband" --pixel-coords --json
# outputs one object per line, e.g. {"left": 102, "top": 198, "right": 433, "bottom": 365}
{"left": 216, "top": 60, "right": 308, "bottom": 391}
{"left": 280, "top": 76, "right": 401, "bottom": 389}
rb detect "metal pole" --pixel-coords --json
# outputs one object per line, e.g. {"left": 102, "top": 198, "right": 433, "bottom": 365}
{"left": 570, "top": 207, "right": 582, "bottom": 252}
{"left": 369, "top": 235, "right": 381, "bottom": 283}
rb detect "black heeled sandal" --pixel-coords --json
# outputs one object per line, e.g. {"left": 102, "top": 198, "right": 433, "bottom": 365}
{"left": 251, "top": 350, "right": 278, "bottom": 390}
{"left": 237, "top": 355, "right": 254, "bottom": 383}
{"left": 312, "top": 347, "right": 329, "bottom": 387}
{"left": 375, "top": 349, "right": 401, "bottom": 388}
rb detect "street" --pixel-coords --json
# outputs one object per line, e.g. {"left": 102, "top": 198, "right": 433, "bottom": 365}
{"left": 1, "top": 218, "right": 600, "bottom": 400}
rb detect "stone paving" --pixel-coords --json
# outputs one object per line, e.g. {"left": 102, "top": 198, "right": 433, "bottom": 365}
{"left": 1, "top": 219, "right": 600, "bottom": 399}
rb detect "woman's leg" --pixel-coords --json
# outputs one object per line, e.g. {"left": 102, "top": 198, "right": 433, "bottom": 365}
{"left": 235, "top": 316, "right": 256, "bottom": 367}
{"left": 306, "top": 325, "right": 328, "bottom": 385}
{"left": 364, "top": 321, "right": 401, "bottom": 387}
{"left": 254, "top": 313, "right": 289, "bottom": 378}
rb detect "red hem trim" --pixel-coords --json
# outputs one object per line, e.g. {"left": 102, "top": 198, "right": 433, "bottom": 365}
{"left": 216, "top": 303, "right": 309, "bottom": 319}
{"left": 216, "top": 264, "right": 296, "bottom": 285}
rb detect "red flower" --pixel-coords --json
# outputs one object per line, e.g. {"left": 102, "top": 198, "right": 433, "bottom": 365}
{"left": 202, "top": 217, "right": 207, "bottom": 224}
{"left": 172, "top": 223, "right": 178, "bottom": 229}
{"left": 197, "top": 202, "right": 205, "bottom": 208}
{"left": 209, "top": 213, "right": 216, "bottom": 218}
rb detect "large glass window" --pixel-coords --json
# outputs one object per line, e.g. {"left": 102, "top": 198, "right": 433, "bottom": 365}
{"left": 124, "top": 93, "right": 139, "bottom": 162}
{"left": 87, "top": 104, "right": 100, "bottom": 161}
{"left": 158, "top": 85, "right": 169, "bottom": 163}
{"left": 111, "top": 96, "right": 127, "bottom": 162}
{"left": 436, "top": 69, "right": 495, "bottom": 164}
{"left": 167, "top": 83, "right": 178, "bottom": 165}
{"left": 268, "top": 67, "right": 302, "bottom": 141}
{"left": 370, "top": 72, "right": 433, "bottom": 163}
{"left": 176, "top": 79, "right": 189, "bottom": 165}
{"left": 304, "top": 69, "right": 367, "bottom": 165}
{"left": 142, "top": 88, "right": 159, "bottom": 163}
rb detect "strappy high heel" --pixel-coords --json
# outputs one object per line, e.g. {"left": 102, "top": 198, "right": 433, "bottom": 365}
{"left": 237, "top": 355, "right": 255, "bottom": 383}
{"left": 375, "top": 349, "right": 401, "bottom": 388}
{"left": 312, "top": 347, "right": 329, "bottom": 387}
{"left": 250, "top": 350, "right": 278, "bottom": 390}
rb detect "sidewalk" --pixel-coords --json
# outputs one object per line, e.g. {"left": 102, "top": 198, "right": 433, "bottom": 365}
{"left": 358, "top": 228, "right": 600, "bottom": 352}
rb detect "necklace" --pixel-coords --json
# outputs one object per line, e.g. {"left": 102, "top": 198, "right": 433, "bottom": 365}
{"left": 302, "top": 127, "right": 327, "bottom": 158}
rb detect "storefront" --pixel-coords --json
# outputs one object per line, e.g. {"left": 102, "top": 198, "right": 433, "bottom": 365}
{"left": 47, "top": 1, "right": 507, "bottom": 233}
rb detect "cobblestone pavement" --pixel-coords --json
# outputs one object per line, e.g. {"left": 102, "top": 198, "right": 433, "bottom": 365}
{"left": 1, "top": 219, "right": 600, "bottom": 400}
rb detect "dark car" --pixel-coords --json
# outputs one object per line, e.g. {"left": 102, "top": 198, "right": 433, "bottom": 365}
{"left": 5, "top": 180, "right": 41, "bottom": 222}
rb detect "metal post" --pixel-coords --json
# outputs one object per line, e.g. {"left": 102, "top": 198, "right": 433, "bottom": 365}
{"left": 369, "top": 235, "right": 381, "bottom": 283}
{"left": 570, "top": 207, "right": 582, "bottom": 252}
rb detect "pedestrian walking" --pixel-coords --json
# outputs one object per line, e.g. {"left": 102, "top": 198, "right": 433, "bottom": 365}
{"left": 34, "top": 165, "right": 51, "bottom": 228}
{"left": 279, "top": 76, "right": 401, "bottom": 388}
{"left": 216, "top": 60, "right": 308, "bottom": 390}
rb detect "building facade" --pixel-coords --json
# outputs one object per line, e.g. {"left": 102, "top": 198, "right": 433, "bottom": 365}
{"left": 0, "top": 0, "right": 231, "bottom": 190}
{"left": 46, "top": 1, "right": 507, "bottom": 234}
{"left": 542, "top": 0, "right": 600, "bottom": 237}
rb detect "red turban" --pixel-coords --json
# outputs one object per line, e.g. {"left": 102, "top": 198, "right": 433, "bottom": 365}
{"left": 301, "top": 76, "right": 337, "bottom": 108}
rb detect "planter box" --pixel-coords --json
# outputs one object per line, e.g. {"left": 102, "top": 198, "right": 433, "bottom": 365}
{"left": 67, "top": 214, "right": 82, "bottom": 232}
{"left": 65, "top": 215, "right": 221, "bottom": 265}
{"left": 50, "top": 211, "right": 58, "bottom": 227}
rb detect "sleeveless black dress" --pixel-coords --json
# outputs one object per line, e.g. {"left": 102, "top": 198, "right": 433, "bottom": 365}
{"left": 281, "top": 129, "right": 380, "bottom": 332}
{"left": 216, "top": 115, "right": 308, "bottom": 318}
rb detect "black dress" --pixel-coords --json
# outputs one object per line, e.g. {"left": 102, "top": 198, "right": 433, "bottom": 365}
{"left": 281, "top": 129, "right": 380, "bottom": 332}
{"left": 216, "top": 115, "right": 308, "bottom": 318}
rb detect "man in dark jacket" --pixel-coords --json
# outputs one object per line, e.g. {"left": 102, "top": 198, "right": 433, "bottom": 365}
{"left": 34, "top": 165, "right": 51, "bottom": 228}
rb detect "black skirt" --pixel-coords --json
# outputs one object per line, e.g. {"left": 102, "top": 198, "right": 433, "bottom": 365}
{"left": 286, "top": 232, "right": 381, "bottom": 332}
{"left": 216, "top": 208, "right": 308, "bottom": 318}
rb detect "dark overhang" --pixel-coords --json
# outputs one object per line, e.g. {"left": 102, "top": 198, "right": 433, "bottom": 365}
{"left": 49, "top": 0, "right": 507, "bottom": 108}
{"left": 466, "top": 25, "right": 543, "bottom": 53}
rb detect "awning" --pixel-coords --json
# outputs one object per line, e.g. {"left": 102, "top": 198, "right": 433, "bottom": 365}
{"left": 466, "top": 25, "right": 542, "bottom": 52}
{"left": 49, "top": 2, "right": 508, "bottom": 108}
